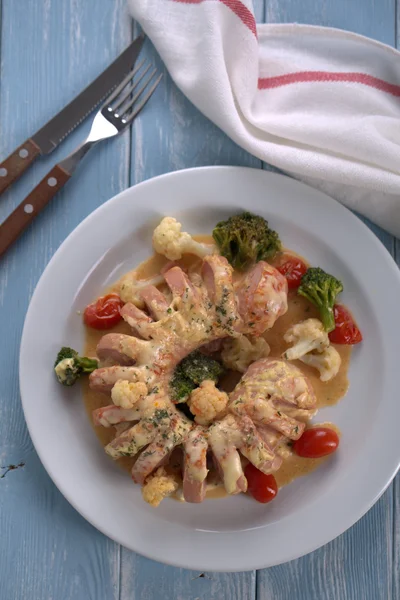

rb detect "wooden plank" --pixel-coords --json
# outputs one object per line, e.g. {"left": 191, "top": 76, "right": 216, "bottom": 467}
{"left": 129, "top": 0, "right": 263, "bottom": 182}
{"left": 128, "top": 39, "right": 261, "bottom": 185}
{"left": 118, "top": 3, "right": 265, "bottom": 597}
{"left": 1, "top": 0, "right": 396, "bottom": 598}
{"left": 257, "top": 219, "right": 395, "bottom": 600}
{"left": 392, "top": 6, "right": 400, "bottom": 590}
{"left": 0, "top": 1, "right": 132, "bottom": 598}
{"left": 257, "top": 2, "right": 396, "bottom": 599}
{"left": 392, "top": 230, "right": 400, "bottom": 600}
{"left": 392, "top": 8, "right": 400, "bottom": 596}
{"left": 121, "top": 557, "right": 256, "bottom": 600}
{"left": 264, "top": 0, "right": 395, "bottom": 45}
{"left": 256, "top": 491, "right": 393, "bottom": 600}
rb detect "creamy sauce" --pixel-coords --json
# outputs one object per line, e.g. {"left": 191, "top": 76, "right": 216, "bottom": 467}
{"left": 205, "top": 484, "right": 229, "bottom": 500}
{"left": 82, "top": 238, "right": 351, "bottom": 500}
{"left": 274, "top": 454, "right": 328, "bottom": 487}
{"left": 274, "top": 422, "right": 341, "bottom": 487}
{"left": 263, "top": 292, "right": 351, "bottom": 409}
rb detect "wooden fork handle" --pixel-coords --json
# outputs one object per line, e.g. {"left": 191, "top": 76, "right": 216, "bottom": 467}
{"left": 0, "top": 139, "right": 42, "bottom": 195}
{"left": 0, "top": 164, "right": 71, "bottom": 258}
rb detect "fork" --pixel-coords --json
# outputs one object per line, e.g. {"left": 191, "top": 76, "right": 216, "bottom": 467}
{"left": 0, "top": 62, "right": 162, "bottom": 258}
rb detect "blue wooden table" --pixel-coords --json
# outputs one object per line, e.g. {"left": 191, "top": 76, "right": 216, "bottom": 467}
{"left": 0, "top": 1, "right": 398, "bottom": 598}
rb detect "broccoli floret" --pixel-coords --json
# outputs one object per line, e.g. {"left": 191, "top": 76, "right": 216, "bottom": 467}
{"left": 180, "top": 351, "right": 224, "bottom": 384}
{"left": 169, "top": 369, "right": 197, "bottom": 403}
{"left": 54, "top": 346, "right": 98, "bottom": 387}
{"left": 169, "top": 351, "right": 224, "bottom": 403}
{"left": 212, "top": 211, "right": 281, "bottom": 270}
{"left": 54, "top": 347, "right": 78, "bottom": 366}
{"left": 298, "top": 268, "right": 343, "bottom": 332}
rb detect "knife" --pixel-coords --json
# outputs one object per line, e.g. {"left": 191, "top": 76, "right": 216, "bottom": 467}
{"left": 0, "top": 34, "right": 144, "bottom": 196}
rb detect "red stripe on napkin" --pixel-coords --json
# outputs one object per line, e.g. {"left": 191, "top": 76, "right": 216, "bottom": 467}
{"left": 171, "top": 0, "right": 257, "bottom": 36}
{"left": 219, "top": 0, "right": 256, "bottom": 36}
{"left": 258, "top": 71, "right": 400, "bottom": 96}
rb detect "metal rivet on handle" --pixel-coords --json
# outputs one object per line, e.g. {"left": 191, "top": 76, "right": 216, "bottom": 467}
{"left": 24, "top": 204, "right": 34, "bottom": 214}
{"left": 0, "top": 168, "right": 7, "bottom": 177}
{"left": 19, "top": 148, "right": 29, "bottom": 158}
{"left": 47, "top": 177, "right": 57, "bottom": 187}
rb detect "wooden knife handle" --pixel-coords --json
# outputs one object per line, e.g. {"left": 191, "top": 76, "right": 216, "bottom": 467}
{"left": 0, "top": 139, "right": 41, "bottom": 195}
{"left": 0, "top": 164, "right": 71, "bottom": 258}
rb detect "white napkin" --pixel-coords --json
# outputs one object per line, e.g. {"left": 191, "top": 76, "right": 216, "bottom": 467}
{"left": 129, "top": 0, "right": 400, "bottom": 237}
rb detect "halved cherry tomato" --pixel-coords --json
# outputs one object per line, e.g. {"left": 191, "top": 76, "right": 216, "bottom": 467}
{"left": 277, "top": 256, "right": 308, "bottom": 289}
{"left": 83, "top": 294, "right": 124, "bottom": 330}
{"left": 328, "top": 304, "right": 362, "bottom": 345}
{"left": 244, "top": 463, "right": 278, "bottom": 503}
{"left": 293, "top": 427, "right": 339, "bottom": 458}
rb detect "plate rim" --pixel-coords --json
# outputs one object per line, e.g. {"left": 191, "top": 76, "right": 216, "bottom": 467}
{"left": 19, "top": 165, "right": 400, "bottom": 571}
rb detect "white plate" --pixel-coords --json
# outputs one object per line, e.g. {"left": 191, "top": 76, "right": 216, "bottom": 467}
{"left": 20, "top": 167, "right": 400, "bottom": 571}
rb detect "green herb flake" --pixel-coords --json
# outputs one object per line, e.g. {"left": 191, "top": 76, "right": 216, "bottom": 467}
{"left": 142, "top": 450, "right": 155, "bottom": 458}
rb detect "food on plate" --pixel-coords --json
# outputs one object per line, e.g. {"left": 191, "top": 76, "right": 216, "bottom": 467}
{"left": 282, "top": 318, "right": 341, "bottom": 381}
{"left": 329, "top": 304, "right": 363, "bottom": 344}
{"left": 83, "top": 294, "right": 124, "bottom": 330}
{"left": 245, "top": 463, "right": 278, "bottom": 504}
{"left": 298, "top": 345, "right": 341, "bottom": 382}
{"left": 298, "top": 267, "right": 343, "bottom": 332}
{"left": 235, "top": 260, "right": 288, "bottom": 335}
{"left": 276, "top": 255, "right": 308, "bottom": 289}
{"left": 119, "top": 272, "right": 168, "bottom": 307}
{"left": 283, "top": 318, "right": 329, "bottom": 360}
{"left": 141, "top": 466, "right": 179, "bottom": 507}
{"left": 212, "top": 211, "right": 281, "bottom": 270}
{"left": 56, "top": 212, "right": 362, "bottom": 507}
{"left": 221, "top": 335, "right": 270, "bottom": 373}
{"left": 293, "top": 427, "right": 340, "bottom": 458}
{"left": 170, "top": 350, "right": 225, "bottom": 402}
{"left": 54, "top": 347, "right": 98, "bottom": 386}
{"left": 153, "top": 216, "right": 214, "bottom": 260}
{"left": 111, "top": 380, "right": 148, "bottom": 409}
{"left": 188, "top": 380, "right": 228, "bottom": 425}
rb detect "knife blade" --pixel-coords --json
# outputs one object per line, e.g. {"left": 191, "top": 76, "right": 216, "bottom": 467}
{"left": 0, "top": 34, "right": 144, "bottom": 196}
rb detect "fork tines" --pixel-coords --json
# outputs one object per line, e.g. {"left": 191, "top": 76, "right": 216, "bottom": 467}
{"left": 104, "top": 61, "right": 162, "bottom": 125}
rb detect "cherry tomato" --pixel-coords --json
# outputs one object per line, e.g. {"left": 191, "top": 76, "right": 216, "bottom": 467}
{"left": 277, "top": 256, "right": 308, "bottom": 289}
{"left": 244, "top": 463, "right": 278, "bottom": 504}
{"left": 83, "top": 294, "right": 124, "bottom": 330}
{"left": 328, "top": 304, "right": 362, "bottom": 345}
{"left": 293, "top": 427, "right": 339, "bottom": 458}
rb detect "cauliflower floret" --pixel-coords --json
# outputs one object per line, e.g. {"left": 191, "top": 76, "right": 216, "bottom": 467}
{"left": 188, "top": 380, "right": 228, "bottom": 425}
{"left": 111, "top": 380, "right": 148, "bottom": 409}
{"left": 152, "top": 217, "right": 214, "bottom": 260}
{"left": 283, "top": 318, "right": 329, "bottom": 361}
{"left": 221, "top": 335, "right": 270, "bottom": 373}
{"left": 141, "top": 467, "right": 179, "bottom": 507}
{"left": 119, "top": 273, "right": 165, "bottom": 307}
{"left": 299, "top": 346, "right": 341, "bottom": 382}
{"left": 283, "top": 318, "right": 340, "bottom": 381}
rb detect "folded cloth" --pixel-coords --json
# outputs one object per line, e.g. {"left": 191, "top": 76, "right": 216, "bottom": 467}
{"left": 129, "top": 0, "right": 400, "bottom": 237}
